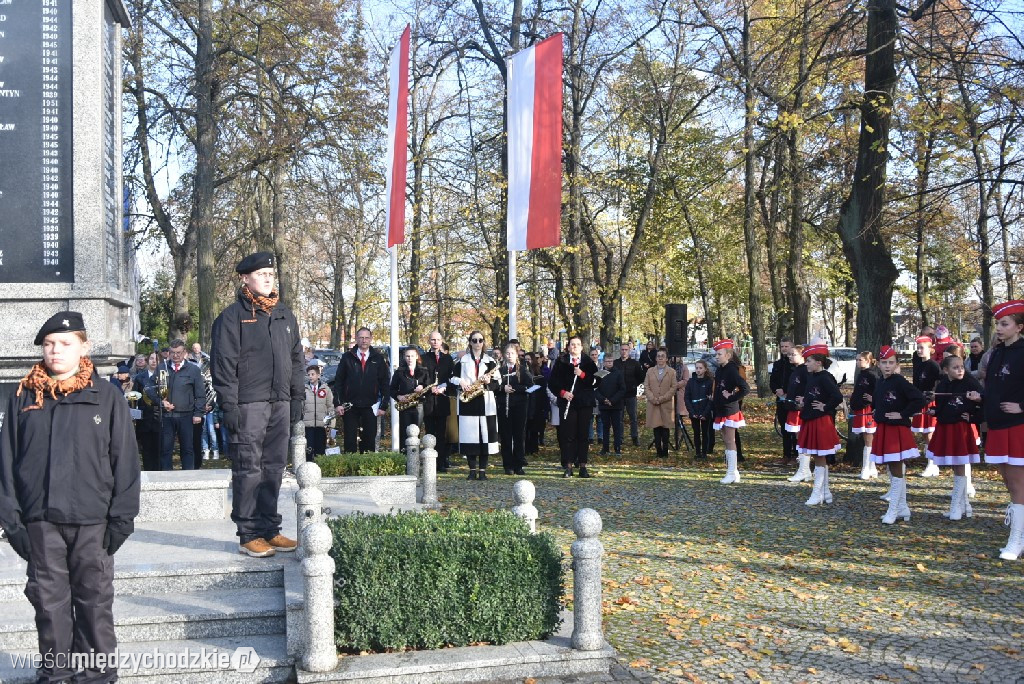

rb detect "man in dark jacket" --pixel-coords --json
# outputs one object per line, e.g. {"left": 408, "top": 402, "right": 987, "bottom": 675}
{"left": 596, "top": 356, "right": 626, "bottom": 456}
{"left": 422, "top": 330, "right": 455, "bottom": 471}
{"left": 212, "top": 252, "right": 304, "bottom": 558}
{"left": 613, "top": 342, "right": 644, "bottom": 446}
{"left": 332, "top": 327, "right": 390, "bottom": 453}
{"left": 157, "top": 339, "right": 205, "bottom": 470}
{"left": 769, "top": 338, "right": 797, "bottom": 464}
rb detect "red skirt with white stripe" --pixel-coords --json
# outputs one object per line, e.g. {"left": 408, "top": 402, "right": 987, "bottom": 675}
{"left": 784, "top": 410, "right": 801, "bottom": 433}
{"left": 713, "top": 412, "right": 746, "bottom": 430}
{"left": 984, "top": 424, "right": 1024, "bottom": 466}
{"left": 925, "top": 422, "right": 980, "bottom": 466}
{"left": 871, "top": 423, "right": 920, "bottom": 463}
{"left": 850, "top": 406, "right": 876, "bottom": 434}
{"left": 911, "top": 403, "right": 936, "bottom": 433}
{"left": 797, "top": 415, "right": 841, "bottom": 456}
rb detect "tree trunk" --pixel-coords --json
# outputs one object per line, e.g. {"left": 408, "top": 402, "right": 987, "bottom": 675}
{"left": 194, "top": 0, "right": 218, "bottom": 350}
{"left": 271, "top": 160, "right": 292, "bottom": 305}
{"left": 785, "top": 0, "right": 812, "bottom": 344}
{"left": 913, "top": 127, "right": 936, "bottom": 328}
{"left": 835, "top": 0, "right": 900, "bottom": 357}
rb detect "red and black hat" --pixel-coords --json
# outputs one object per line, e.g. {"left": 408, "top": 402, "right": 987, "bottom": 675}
{"left": 992, "top": 300, "right": 1024, "bottom": 320}
{"left": 879, "top": 346, "right": 897, "bottom": 360}
{"left": 803, "top": 344, "right": 829, "bottom": 357}
{"left": 712, "top": 339, "right": 734, "bottom": 351}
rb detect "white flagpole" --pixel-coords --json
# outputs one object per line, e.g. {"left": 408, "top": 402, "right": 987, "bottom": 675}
{"left": 390, "top": 245, "right": 400, "bottom": 451}
{"left": 508, "top": 250, "right": 517, "bottom": 343}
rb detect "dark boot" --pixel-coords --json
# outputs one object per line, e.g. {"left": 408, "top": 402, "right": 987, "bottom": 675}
{"left": 579, "top": 465, "right": 592, "bottom": 478}
{"left": 467, "top": 469, "right": 477, "bottom": 480}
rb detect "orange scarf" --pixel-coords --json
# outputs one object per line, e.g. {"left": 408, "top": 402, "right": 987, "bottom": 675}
{"left": 241, "top": 285, "right": 279, "bottom": 314}
{"left": 17, "top": 358, "right": 95, "bottom": 411}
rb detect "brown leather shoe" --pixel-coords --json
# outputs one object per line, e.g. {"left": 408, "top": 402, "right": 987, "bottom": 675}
{"left": 264, "top": 534, "right": 297, "bottom": 552}
{"left": 239, "top": 539, "right": 276, "bottom": 557}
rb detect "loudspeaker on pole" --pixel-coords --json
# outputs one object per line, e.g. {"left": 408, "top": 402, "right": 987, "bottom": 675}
{"left": 665, "top": 304, "right": 687, "bottom": 357}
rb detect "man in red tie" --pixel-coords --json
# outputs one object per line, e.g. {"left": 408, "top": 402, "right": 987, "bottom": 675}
{"left": 423, "top": 330, "right": 456, "bottom": 472}
{"left": 332, "top": 327, "right": 390, "bottom": 453}
{"left": 158, "top": 339, "right": 204, "bottom": 470}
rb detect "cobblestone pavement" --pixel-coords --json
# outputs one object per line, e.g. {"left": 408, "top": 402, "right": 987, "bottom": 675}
{"left": 439, "top": 436, "right": 1024, "bottom": 684}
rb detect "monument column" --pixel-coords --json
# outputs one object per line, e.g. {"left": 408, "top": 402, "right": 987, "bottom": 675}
{"left": 0, "top": 0, "right": 135, "bottom": 402}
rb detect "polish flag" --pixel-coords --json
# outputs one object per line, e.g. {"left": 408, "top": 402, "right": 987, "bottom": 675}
{"left": 385, "top": 26, "right": 410, "bottom": 248}
{"left": 507, "top": 34, "right": 563, "bottom": 251}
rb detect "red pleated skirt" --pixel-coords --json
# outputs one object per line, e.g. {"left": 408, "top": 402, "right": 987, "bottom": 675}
{"left": 713, "top": 411, "right": 746, "bottom": 430}
{"left": 871, "top": 423, "right": 920, "bottom": 463}
{"left": 911, "top": 403, "right": 936, "bottom": 433}
{"left": 784, "top": 410, "right": 801, "bottom": 433}
{"left": 850, "top": 406, "right": 876, "bottom": 434}
{"left": 925, "top": 422, "right": 980, "bottom": 466}
{"left": 984, "top": 424, "right": 1024, "bottom": 466}
{"left": 797, "top": 415, "right": 841, "bottom": 456}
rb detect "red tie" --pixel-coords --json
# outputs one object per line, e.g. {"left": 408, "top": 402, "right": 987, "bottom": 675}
{"left": 360, "top": 353, "right": 366, "bottom": 370}
{"left": 436, "top": 352, "right": 440, "bottom": 363}
{"left": 174, "top": 363, "right": 180, "bottom": 372}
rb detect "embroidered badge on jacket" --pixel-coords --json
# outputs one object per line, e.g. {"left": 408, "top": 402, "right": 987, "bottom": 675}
{"left": 93, "top": 415, "right": 102, "bottom": 424}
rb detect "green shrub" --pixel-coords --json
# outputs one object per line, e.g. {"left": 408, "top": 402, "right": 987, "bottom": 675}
{"left": 329, "top": 510, "right": 563, "bottom": 652}
{"left": 317, "top": 452, "right": 405, "bottom": 477}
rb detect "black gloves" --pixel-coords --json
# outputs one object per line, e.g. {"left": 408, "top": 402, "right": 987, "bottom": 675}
{"left": 5, "top": 527, "right": 31, "bottom": 562}
{"left": 223, "top": 405, "right": 240, "bottom": 434}
{"left": 290, "top": 399, "right": 303, "bottom": 425}
{"left": 103, "top": 522, "right": 133, "bottom": 556}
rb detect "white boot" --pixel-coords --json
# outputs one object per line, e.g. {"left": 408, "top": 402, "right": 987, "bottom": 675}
{"left": 963, "top": 478, "right": 973, "bottom": 518}
{"left": 999, "top": 504, "right": 1024, "bottom": 561}
{"left": 805, "top": 466, "right": 826, "bottom": 506}
{"left": 788, "top": 454, "right": 812, "bottom": 482}
{"left": 880, "top": 470, "right": 893, "bottom": 502}
{"left": 823, "top": 465, "right": 833, "bottom": 504}
{"left": 859, "top": 446, "right": 877, "bottom": 480}
{"left": 720, "top": 450, "right": 740, "bottom": 484}
{"left": 947, "top": 475, "right": 966, "bottom": 521}
{"left": 881, "top": 477, "right": 911, "bottom": 524}
{"left": 965, "top": 463, "right": 976, "bottom": 498}
{"left": 920, "top": 458, "right": 941, "bottom": 477}
{"left": 213, "top": 450, "right": 220, "bottom": 460}
{"left": 203, "top": 449, "right": 211, "bottom": 461}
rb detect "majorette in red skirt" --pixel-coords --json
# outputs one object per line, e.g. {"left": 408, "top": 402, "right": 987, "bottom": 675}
{"left": 911, "top": 403, "right": 937, "bottom": 433}
{"left": 850, "top": 406, "right": 876, "bottom": 434}
{"left": 925, "top": 422, "right": 980, "bottom": 466}
{"left": 785, "top": 409, "right": 801, "bottom": 433}
{"left": 871, "top": 422, "right": 920, "bottom": 463}
{"left": 797, "top": 414, "right": 841, "bottom": 456}
{"left": 984, "top": 424, "right": 1024, "bottom": 467}
{"left": 713, "top": 411, "right": 746, "bottom": 430}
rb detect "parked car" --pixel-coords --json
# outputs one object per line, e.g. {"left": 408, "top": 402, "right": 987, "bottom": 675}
{"left": 828, "top": 347, "right": 857, "bottom": 386}
{"left": 313, "top": 348, "right": 342, "bottom": 366}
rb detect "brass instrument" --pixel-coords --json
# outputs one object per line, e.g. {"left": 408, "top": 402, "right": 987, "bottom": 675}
{"left": 322, "top": 404, "right": 353, "bottom": 426}
{"left": 141, "top": 369, "right": 169, "bottom": 406}
{"left": 125, "top": 391, "right": 142, "bottom": 409}
{"left": 396, "top": 381, "right": 438, "bottom": 411}
{"left": 200, "top": 359, "right": 217, "bottom": 408}
{"left": 460, "top": 364, "right": 501, "bottom": 403}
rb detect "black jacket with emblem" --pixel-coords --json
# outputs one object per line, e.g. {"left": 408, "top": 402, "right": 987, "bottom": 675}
{"left": 0, "top": 373, "right": 141, "bottom": 534}
{"left": 211, "top": 289, "right": 304, "bottom": 409}
{"left": 332, "top": 346, "right": 391, "bottom": 409}
{"left": 982, "top": 338, "right": 1024, "bottom": 430}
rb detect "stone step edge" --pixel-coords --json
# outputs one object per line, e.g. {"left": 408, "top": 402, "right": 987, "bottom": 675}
{"left": 0, "top": 632, "right": 292, "bottom": 682}
{"left": 0, "top": 559, "right": 284, "bottom": 588}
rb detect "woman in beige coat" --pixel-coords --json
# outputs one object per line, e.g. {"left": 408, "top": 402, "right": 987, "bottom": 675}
{"left": 645, "top": 349, "right": 676, "bottom": 458}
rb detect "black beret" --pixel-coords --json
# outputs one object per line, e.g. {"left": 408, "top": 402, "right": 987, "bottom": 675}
{"left": 34, "top": 311, "right": 86, "bottom": 345}
{"left": 116, "top": 363, "right": 132, "bottom": 374}
{"left": 236, "top": 251, "right": 276, "bottom": 274}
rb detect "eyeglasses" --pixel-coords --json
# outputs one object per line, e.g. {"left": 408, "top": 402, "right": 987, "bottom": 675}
{"left": 470, "top": 338, "right": 484, "bottom": 343}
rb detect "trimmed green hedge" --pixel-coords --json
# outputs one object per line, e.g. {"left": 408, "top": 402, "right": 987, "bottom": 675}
{"left": 317, "top": 452, "right": 405, "bottom": 477}
{"left": 329, "top": 510, "right": 563, "bottom": 652}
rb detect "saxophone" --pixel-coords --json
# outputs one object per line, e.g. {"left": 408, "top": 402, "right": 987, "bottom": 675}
{"left": 459, "top": 365, "right": 501, "bottom": 403}
{"left": 396, "top": 381, "right": 438, "bottom": 411}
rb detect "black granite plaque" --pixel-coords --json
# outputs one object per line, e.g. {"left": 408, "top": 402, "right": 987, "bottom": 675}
{"left": 0, "top": 0, "right": 74, "bottom": 283}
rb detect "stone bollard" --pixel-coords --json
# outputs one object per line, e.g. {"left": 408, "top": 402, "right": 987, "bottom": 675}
{"left": 420, "top": 434, "right": 440, "bottom": 510}
{"left": 291, "top": 421, "right": 307, "bottom": 469}
{"left": 294, "top": 461, "right": 324, "bottom": 560}
{"left": 570, "top": 508, "right": 604, "bottom": 651}
{"left": 405, "top": 424, "right": 421, "bottom": 479}
{"left": 301, "top": 522, "right": 337, "bottom": 673}
{"left": 512, "top": 480, "right": 538, "bottom": 533}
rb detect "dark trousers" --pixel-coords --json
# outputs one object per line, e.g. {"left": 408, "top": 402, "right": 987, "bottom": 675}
{"left": 137, "top": 426, "right": 160, "bottom": 471}
{"left": 161, "top": 414, "right": 196, "bottom": 470}
{"left": 343, "top": 407, "right": 377, "bottom": 453}
{"left": 398, "top": 406, "right": 423, "bottom": 452}
{"left": 777, "top": 404, "right": 797, "bottom": 461}
{"left": 24, "top": 521, "right": 116, "bottom": 683}
{"left": 498, "top": 403, "right": 528, "bottom": 471}
{"left": 559, "top": 405, "right": 593, "bottom": 468}
{"left": 691, "top": 416, "right": 714, "bottom": 457}
{"left": 624, "top": 395, "right": 639, "bottom": 443}
{"left": 231, "top": 401, "right": 289, "bottom": 543}
{"left": 601, "top": 408, "right": 623, "bottom": 453}
{"left": 525, "top": 416, "right": 545, "bottom": 454}
{"left": 191, "top": 420, "right": 203, "bottom": 469}
{"left": 424, "top": 414, "right": 450, "bottom": 470}
{"left": 305, "top": 426, "right": 327, "bottom": 458}
{"left": 653, "top": 426, "right": 670, "bottom": 457}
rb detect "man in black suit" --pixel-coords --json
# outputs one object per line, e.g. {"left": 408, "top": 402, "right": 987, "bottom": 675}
{"left": 332, "top": 327, "right": 390, "bottom": 453}
{"left": 596, "top": 356, "right": 626, "bottom": 457}
{"left": 422, "top": 330, "right": 455, "bottom": 472}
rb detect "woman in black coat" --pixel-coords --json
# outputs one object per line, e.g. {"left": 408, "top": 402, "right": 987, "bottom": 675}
{"left": 684, "top": 359, "right": 715, "bottom": 459}
{"left": 525, "top": 354, "right": 548, "bottom": 455}
{"left": 390, "top": 348, "right": 430, "bottom": 452}
{"left": 548, "top": 336, "right": 599, "bottom": 478}
{"left": 497, "top": 343, "right": 534, "bottom": 474}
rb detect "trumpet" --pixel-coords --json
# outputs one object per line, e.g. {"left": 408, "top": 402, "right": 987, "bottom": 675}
{"left": 323, "top": 403, "right": 353, "bottom": 426}
{"left": 396, "top": 381, "right": 438, "bottom": 411}
{"left": 125, "top": 390, "right": 142, "bottom": 409}
{"left": 142, "top": 370, "right": 169, "bottom": 406}
{"left": 460, "top": 365, "right": 501, "bottom": 403}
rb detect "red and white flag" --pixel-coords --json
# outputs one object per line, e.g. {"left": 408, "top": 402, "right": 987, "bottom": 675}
{"left": 385, "top": 26, "right": 410, "bottom": 248}
{"left": 507, "top": 34, "right": 563, "bottom": 251}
